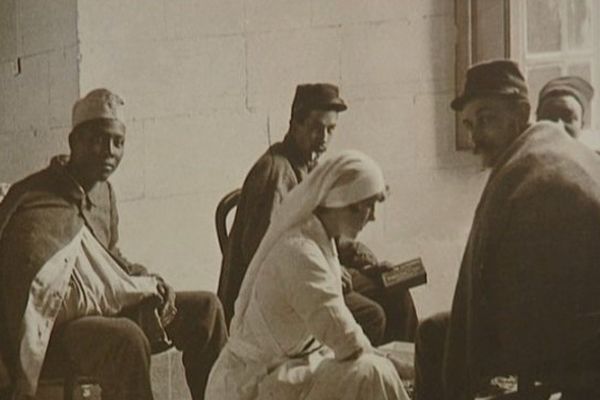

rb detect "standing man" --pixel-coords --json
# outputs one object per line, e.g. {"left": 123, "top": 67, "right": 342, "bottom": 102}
{"left": 0, "top": 89, "right": 227, "bottom": 400}
{"left": 536, "top": 75, "right": 594, "bottom": 138}
{"left": 218, "top": 83, "right": 417, "bottom": 345}
{"left": 414, "top": 60, "right": 600, "bottom": 400}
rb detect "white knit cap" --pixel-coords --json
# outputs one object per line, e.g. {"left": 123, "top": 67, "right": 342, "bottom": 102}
{"left": 72, "top": 88, "right": 125, "bottom": 128}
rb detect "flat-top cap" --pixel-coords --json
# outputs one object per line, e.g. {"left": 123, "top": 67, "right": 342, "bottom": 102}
{"left": 537, "top": 76, "right": 594, "bottom": 116}
{"left": 451, "top": 60, "right": 528, "bottom": 111}
{"left": 291, "top": 83, "right": 347, "bottom": 117}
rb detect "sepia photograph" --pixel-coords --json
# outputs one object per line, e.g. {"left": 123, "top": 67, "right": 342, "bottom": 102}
{"left": 0, "top": 0, "right": 599, "bottom": 399}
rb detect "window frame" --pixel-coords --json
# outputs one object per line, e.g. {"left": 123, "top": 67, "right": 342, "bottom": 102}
{"left": 454, "top": 0, "right": 512, "bottom": 150}
{"left": 454, "top": 0, "right": 599, "bottom": 150}
{"left": 512, "top": 0, "right": 598, "bottom": 130}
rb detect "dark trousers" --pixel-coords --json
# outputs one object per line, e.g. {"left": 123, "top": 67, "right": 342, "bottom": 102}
{"left": 413, "top": 312, "right": 449, "bottom": 400}
{"left": 352, "top": 270, "right": 418, "bottom": 343}
{"left": 414, "top": 312, "right": 600, "bottom": 400}
{"left": 344, "top": 290, "right": 387, "bottom": 346}
{"left": 45, "top": 291, "right": 227, "bottom": 400}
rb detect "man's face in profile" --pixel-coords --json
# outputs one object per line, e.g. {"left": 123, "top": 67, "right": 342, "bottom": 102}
{"left": 461, "top": 97, "right": 523, "bottom": 168}
{"left": 294, "top": 109, "right": 339, "bottom": 160}
{"left": 537, "top": 95, "right": 584, "bottom": 138}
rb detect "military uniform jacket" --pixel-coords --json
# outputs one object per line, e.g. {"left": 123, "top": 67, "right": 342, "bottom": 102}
{"left": 217, "top": 135, "right": 311, "bottom": 324}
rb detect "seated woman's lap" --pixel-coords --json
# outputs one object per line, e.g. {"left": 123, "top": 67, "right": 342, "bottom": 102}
{"left": 256, "top": 353, "right": 408, "bottom": 400}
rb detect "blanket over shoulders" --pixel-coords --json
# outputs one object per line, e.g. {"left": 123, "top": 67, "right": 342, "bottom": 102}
{"left": 444, "top": 122, "right": 600, "bottom": 399}
{"left": 0, "top": 162, "right": 157, "bottom": 396}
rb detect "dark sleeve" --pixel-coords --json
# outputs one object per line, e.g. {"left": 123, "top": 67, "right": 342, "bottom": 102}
{"left": 484, "top": 179, "right": 600, "bottom": 360}
{"left": 239, "top": 158, "right": 296, "bottom": 266}
{"left": 0, "top": 185, "right": 24, "bottom": 239}
{"left": 336, "top": 238, "right": 379, "bottom": 269}
{"left": 107, "top": 183, "right": 150, "bottom": 277}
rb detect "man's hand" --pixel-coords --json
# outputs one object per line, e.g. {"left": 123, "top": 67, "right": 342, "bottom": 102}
{"left": 360, "top": 261, "right": 394, "bottom": 278}
{"left": 337, "top": 239, "right": 378, "bottom": 269}
{"left": 341, "top": 266, "right": 353, "bottom": 294}
{"left": 157, "top": 281, "right": 177, "bottom": 327}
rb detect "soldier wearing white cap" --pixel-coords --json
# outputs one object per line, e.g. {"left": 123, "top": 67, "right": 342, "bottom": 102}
{"left": 0, "top": 89, "right": 227, "bottom": 400}
{"left": 68, "top": 88, "right": 128, "bottom": 185}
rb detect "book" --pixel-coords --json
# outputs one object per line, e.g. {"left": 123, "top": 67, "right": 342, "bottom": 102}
{"left": 378, "top": 258, "right": 427, "bottom": 290}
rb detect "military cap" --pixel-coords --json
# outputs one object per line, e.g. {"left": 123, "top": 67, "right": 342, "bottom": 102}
{"left": 72, "top": 88, "right": 125, "bottom": 128}
{"left": 451, "top": 59, "right": 529, "bottom": 111}
{"left": 291, "top": 83, "right": 347, "bottom": 119}
{"left": 537, "top": 76, "right": 594, "bottom": 117}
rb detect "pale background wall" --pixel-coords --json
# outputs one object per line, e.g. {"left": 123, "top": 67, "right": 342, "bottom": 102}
{"left": 0, "top": 0, "right": 78, "bottom": 181}
{"left": 0, "top": 0, "right": 488, "bottom": 321}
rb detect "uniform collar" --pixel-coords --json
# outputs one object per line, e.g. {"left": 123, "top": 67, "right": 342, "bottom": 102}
{"left": 49, "top": 155, "right": 103, "bottom": 209}
{"left": 281, "top": 134, "right": 317, "bottom": 172}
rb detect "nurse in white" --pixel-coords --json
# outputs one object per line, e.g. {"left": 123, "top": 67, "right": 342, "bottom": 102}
{"left": 206, "top": 150, "right": 410, "bottom": 400}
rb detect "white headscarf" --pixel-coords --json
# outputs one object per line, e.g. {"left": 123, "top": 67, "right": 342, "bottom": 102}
{"left": 232, "top": 149, "right": 387, "bottom": 327}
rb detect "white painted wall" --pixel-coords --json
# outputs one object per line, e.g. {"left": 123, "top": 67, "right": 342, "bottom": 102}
{"left": 1, "top": 0, "right": 489, "bottom": 319}
{"left": 0, "top": 0, "right": 79, "bottom": 182}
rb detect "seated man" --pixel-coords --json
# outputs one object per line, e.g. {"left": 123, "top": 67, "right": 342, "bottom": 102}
{"left": 414, "top": 61, "right": 600, "bottom": 400}
{"left": 536, "top": 75, "right": 594, "bottom": 139}
{"left": 0, "top": 89, "right": 227, "bottom": 400}
{"left": 217, "top": 83, "right": 417, "bottom": 345}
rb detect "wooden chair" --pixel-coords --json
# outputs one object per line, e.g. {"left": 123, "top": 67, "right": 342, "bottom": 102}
{"left": 215, "top": 188, "right": 242, "bottom": 312}
{"left": 215, "top": 188, "right": 242, "bottom": 255}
